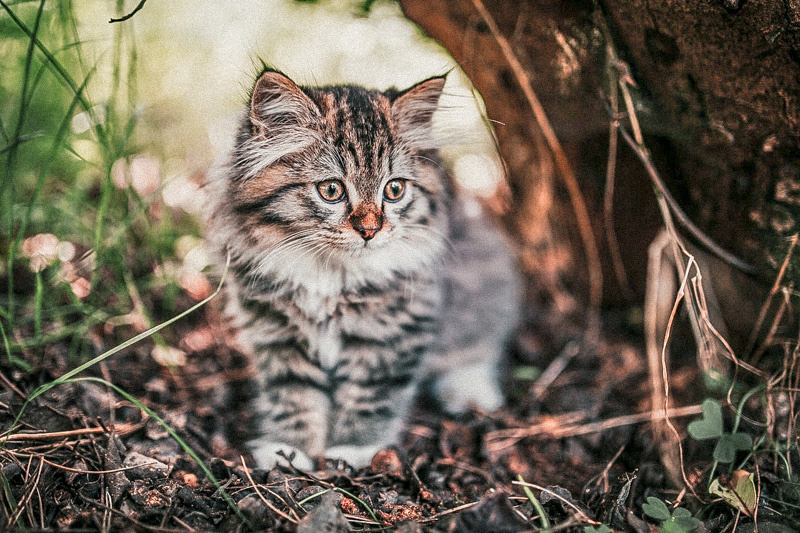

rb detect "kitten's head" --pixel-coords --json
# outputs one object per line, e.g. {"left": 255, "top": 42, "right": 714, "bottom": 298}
{"left": 222, "top": 69, "right": 450, "bottom": 280}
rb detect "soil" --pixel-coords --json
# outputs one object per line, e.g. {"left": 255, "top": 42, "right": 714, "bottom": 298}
{"left": 1, "top": 297, "right": 781, "bottom": 532}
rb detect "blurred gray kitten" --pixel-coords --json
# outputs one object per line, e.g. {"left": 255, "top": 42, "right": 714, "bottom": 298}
{"left": 206, "top": 68, "right": 518, "bottom": 469}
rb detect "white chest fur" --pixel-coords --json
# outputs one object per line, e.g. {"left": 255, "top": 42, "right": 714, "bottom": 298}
{"left": 313, "top": 322, "right": 342, "bottom": 370}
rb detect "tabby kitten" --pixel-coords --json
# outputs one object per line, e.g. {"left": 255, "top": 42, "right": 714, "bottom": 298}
{"left": 207, "top": 68, "right": 518, "bottom": 469}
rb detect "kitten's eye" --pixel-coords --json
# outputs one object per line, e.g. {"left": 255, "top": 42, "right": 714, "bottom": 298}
{"left": 383, "top": 179, "right": 406, "bottom": 202}
{"left": 316, "top": 179, "right": 345, "bottom": 203}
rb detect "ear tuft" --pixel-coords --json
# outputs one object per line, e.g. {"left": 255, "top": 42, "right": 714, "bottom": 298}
{"left": 250, "top": 69, "right": 320, "bottom": 138}
{"left": 390, "top": 76, "right": 446, "bottom": 149}
{"left": 237, "top": 70, "right": 322, "bottom": 180}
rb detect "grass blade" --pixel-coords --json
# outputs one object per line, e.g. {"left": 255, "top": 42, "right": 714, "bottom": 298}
{"left": 62, "top": 375, "right": 251, "bottom": 527}
{"left": 517, "top": 474, "right": 550, "bottom": 530}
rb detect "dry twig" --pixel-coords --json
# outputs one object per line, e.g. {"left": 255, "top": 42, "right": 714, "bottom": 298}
{"left": 512, "top": 480, "right": 599, "bottom": 525}
{"left": 746, "top": 233, "right": 798, "bottom": 359}
{"left": 485, "top": 404, "right": 703, "bottom": 452}
{"left": 0, "top": 420, "right": 143, "bottom": 444}
{"left": 469, "top": 0, "right": 603, "bottom": 335}
{"left": 239, "top": 456, "right": 299, "bottom": 524}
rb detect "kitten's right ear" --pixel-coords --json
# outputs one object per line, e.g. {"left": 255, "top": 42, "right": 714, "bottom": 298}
{"left": 249, "top": 69, "right": 320, "bottom": 139}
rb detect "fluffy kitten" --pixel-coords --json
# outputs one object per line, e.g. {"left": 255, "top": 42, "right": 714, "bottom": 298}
{"left": 206, "top": 68, "right": 518, "bottom": 469}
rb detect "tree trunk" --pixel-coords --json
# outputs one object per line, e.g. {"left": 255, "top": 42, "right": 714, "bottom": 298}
{"left": 400, "top": 0, "right": 800, "bottom": 356}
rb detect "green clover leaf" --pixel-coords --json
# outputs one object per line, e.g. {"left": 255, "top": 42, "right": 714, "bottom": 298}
{"left": 713, "top": 432, "right": 753, "bottom": 463}
{"left": 642, "top": 496, "right": 671, "bottom": 521}
{"left": 687, "top": 399, "right": 724, "bottom": 440}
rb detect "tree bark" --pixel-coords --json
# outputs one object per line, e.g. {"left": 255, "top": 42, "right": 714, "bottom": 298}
{"left": 400, "top": 0, "right": 800, "bottom": 354}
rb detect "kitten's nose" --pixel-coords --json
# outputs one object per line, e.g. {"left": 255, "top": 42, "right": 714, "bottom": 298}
{"left": 349, "top": 205, "right": 383, "bottom": 241}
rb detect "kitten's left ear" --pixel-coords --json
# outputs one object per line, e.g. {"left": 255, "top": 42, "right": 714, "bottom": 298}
{"left": 390, "top": 76, "right": 446, "bottom": 147}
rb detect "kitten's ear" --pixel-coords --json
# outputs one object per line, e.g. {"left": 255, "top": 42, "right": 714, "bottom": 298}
{"left": 391, "top": 76, "right": 446, "bottom": 148}
{"left": 250, "top": 70, "right": 320, "bottom": 139}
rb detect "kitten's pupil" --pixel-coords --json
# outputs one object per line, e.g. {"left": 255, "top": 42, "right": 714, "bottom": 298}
{"left": 317, "top": 179, "right": 345, "bottom": 203}
{"left": 384, "top": 179, "right": 406, "bottom": 202}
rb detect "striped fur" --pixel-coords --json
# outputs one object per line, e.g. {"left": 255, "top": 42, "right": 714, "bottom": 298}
{"left": 206, "top": 69, "right": 519, "bottom": 468}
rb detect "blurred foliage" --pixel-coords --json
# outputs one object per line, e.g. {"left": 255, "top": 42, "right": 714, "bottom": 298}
{"left": 1, "top": 0, "right": 196, "bottom": 366}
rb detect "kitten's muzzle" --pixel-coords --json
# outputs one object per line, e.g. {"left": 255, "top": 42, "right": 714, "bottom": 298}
{"left": 349, "top": 205, "right": 384, "bottom": 241}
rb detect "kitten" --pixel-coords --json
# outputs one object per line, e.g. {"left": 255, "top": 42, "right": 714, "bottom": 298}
{"left": 206, "top": 68, "right": 518, "bottom": 469}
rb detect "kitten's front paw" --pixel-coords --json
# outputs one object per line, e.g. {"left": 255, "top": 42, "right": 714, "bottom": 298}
{"left": 249, "top": 439, "right": 314, "bottom": 471}
{"left": 324, "top": 444, "right": 383, "bottom": 468}
{"left": 436, "top": 359, "right": 504, "bottom": 414}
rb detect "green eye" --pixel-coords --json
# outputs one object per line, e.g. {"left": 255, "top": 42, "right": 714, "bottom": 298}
{"left": 317, "top": 179, "right": 345, "bottom": 203}
{"left": 383, "top": 179, "right": 406, "bottom": 202}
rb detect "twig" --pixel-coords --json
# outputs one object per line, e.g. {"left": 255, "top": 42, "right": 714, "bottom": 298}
{"left": 751, "top": 285, "right": 794, "bottom": 366}
{"left": 485, "top": 404, "right": 703, "bottom": 451}
{"left": 239, "top": 456, "right": 299, "bottom": 524}
{"left": 417, "top": 500, "right": 481, "bottom": 523}
{"left": 512, "top": 480, "right": 599, "bottom": 525}
{"left": 587, "top": 443, "right": 626, "bottom": 494}
{"left": 654, "top": 236, "right": 699, "bottom": 495}
{"left": 78, "top": 493, "right": 188, "bottom": 532}
{"left": 0, "top": 421, "right": 143, "bottom": 443}
{"left": 6, "top": 456, "right": 43, "bottom": 529}
{"left": 516, "top": 474, "right": 549, "bottom": 529}
{"left": 469, "top": 0, "right": 603, "bottom": 331}
{"left": 0, "top": 368, "right": 25, "bottom": 399}
{"left": 109, "top": 0, "right": 148, "bottom": 23}
{"left": 531, "top": 340, "right": 580, "bottom": 401}
{"left": 171, "top": 515, "right": 196, "bottom": 531}
{"left": 617, "top": 127, "right": 754, "bottom": 274}
{"left": 40, "top": 457, "right": 155, "bottom": 475}
{"left": 746, "top": 234, "right": 798, "bottom": 357}
{"left": 602, "top": 58, "right": 632, "bottom": 299}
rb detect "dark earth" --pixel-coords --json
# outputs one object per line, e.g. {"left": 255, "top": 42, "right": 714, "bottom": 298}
{"left": 1, "top": 292, "right": 790, "bottom": 532}
{"left": 3, "top": 0, "right": 800, "bottom": 530}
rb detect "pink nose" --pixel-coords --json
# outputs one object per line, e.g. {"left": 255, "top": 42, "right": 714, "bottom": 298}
{"left": 349, "top": 206, "right": 383, "bottom": 241}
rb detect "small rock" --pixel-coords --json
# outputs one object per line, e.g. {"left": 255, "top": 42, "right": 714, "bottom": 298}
{"left": 296, "top": 486, "right": 329, "bottom": 511}
{"left": 539, "top": 485, "right": 576, "bottom": 513}
{"left": 208, "top": 457, "right": 231, "bottom": 481}
{"left": 297, "top": 491, "right": 352, "bottom": 533}
{"left": 370, "top": 448, "right": 404, "bottom": 477}
{"left": 123, "top": 451, "right": 169, "bottom": 480}
{"left": 236, "top": 493, "right": 273, "bottom": 530}
{"left": 104, "top": 439, "right": 131, "bottom": 504}
{"left": 177, "top": 485, "right": 213, "bottom": 516}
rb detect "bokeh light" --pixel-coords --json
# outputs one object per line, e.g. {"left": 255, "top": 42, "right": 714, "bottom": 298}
{"left": 72, "top": 0, "right": 503, "bottom": 199}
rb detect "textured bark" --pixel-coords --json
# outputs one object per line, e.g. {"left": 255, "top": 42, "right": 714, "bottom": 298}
{"left": 399, "top": 0, "right": 800, "bottom": 353}
{"left": 602, "top": 0, "right": 800, "bottom": 270}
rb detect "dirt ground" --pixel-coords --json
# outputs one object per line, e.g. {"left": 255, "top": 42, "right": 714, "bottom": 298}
{"left": 4, "top": 293, "right": 785, "bottom": 532}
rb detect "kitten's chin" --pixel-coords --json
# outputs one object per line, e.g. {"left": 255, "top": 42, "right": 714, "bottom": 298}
{"left": 341, "top": 231, "right": 443, "bottom": 275}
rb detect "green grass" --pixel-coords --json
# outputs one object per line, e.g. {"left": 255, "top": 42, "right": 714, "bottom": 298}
{"left": 0, "top": 0, "right": 236, "bottom": 525}
{"left": 1, "top": 0, "right": 200, "bottom": 366}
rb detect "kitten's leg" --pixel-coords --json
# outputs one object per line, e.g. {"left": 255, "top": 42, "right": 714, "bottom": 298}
{"left": 434, "top": 344, "right": 504, "bottom": 414}
{"left": 328, "top": 377, "right": 417, "bottom": 468}
{"left": 250, "top": 345, "right": 331, "bottom": 470}
{"left": 250, "top": 383, "right": 330, "bottom": 470}
{"left": 434, "top": 195, "right": 519, "bottom": 415}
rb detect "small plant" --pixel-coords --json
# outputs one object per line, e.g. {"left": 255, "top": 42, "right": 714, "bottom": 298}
{"left": 641, "top": 497, "right": 700, "bottom": 533}
{"left": 687, "top": 399, "right": 752, "bottom": 463}
{"left": 709, "top": 470, "right": 757, "bottom": 516}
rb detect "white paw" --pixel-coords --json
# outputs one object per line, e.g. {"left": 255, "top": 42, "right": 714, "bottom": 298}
{"left": 436, "top": 359, "right": 504, "bottom": 414}
{"left": 324, "top": 444, "right": 383, "bottom": 468}
{"left": 249, "top": 439, "right": 314, "bottom": 471}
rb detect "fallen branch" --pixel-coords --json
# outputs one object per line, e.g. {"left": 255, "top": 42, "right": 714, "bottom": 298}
{"left": 0, "top": 421, "right": 143, "bottom": 444}
{"left": 485, "top": 404, "right": 704, "bottom": 452}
